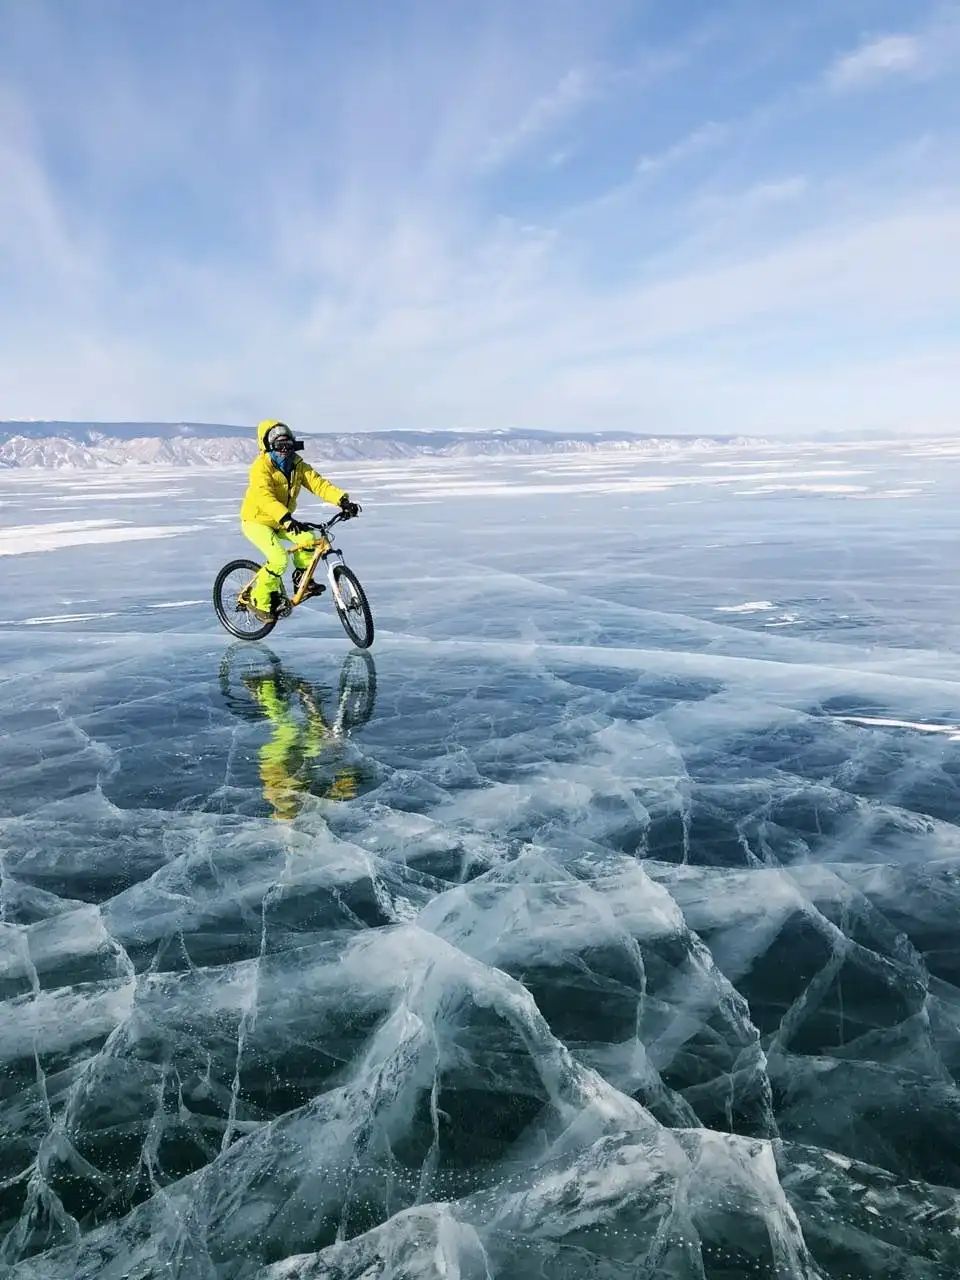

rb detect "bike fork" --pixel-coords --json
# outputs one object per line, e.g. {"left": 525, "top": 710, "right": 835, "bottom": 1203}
{"left": 324, "top": 551, "right": 347, "bottom": 610}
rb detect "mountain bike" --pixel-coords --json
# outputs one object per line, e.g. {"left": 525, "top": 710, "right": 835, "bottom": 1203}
{"left": 213, "top": 513, "right": 374, "bottom": 648}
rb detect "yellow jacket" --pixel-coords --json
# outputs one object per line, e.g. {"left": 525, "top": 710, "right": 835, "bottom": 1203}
{"left": 240, "top": 419, "right": 345, "bottom": 527}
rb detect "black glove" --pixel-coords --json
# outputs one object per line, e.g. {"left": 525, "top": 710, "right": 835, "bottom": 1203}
{"left": 339, "top": 494, "right": 361, "bottom": 518}
{"left": 280, "top": 513, "right": 307, "bottom": 535}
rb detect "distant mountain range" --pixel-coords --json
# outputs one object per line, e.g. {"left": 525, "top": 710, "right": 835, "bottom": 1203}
{"left": 0, "top": 422, "right": 760, "bottom": 469}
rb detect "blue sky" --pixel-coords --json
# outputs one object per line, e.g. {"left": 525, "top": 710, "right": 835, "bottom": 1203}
{"left": 0, "top": 0, "right": 958, "bottom": 434}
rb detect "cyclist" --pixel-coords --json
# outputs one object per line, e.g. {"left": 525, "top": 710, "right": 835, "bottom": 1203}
{"left": 241, "top": 419, "right": 360, "bottom": 621}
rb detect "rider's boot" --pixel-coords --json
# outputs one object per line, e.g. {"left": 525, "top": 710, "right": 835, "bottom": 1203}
{"left": 249, "top": 568, "right": 282, "bottom": 622}
{"left": 292, "top": 567, "right": 326, "bottom": 600}
{"left": 248, "top": 601, "right": 275, "bottom": 623}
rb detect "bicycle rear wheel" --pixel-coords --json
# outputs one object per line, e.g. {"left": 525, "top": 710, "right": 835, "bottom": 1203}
{"left": 214, "top": 559, "right": 277, "bottom": 641}
{"left": 332, "top": 564, "right": 374, "bottom": 649}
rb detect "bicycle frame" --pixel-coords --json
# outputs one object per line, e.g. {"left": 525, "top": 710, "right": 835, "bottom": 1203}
{"left": 288, "top": 515, "right": 349, "bottom": 611}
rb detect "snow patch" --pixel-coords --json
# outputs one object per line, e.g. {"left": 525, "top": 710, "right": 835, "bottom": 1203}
{"left": 0, "top": 519, "right": 200, "bottom": 555}
{"left": 834, "top": 715, "right": 960, "bottom": 740}
{"left": 23, "top": 612, "right": 120, "bottom": 625}
{"left": 714, "top": 601, "right": 777, "bottom": 614}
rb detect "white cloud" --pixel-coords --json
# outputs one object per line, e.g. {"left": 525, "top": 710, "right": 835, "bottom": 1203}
{"left": 615, "top": 208, "right": 960, "bottom": 343}
{"left": 741, "top": 176, "right": 808, "bottom": 204}
{"left": 230, "top": 203, "right": 960, "bottom": 435}
{"left": 636, "top": 121, "right": 727, "bottom": 175}
{"left": 828, "top": 34, "right": 922, "bottom": 90}
{"left": 693, "top": 175, "right": 808, "bottom": 221}
{"left": 0, "top": 87, "right": 97, "bottom": 290}
{"left": 479, "top": 68, "right": 595, "bottom": 169}
{"left": 3, "top": 188, "right": 958, "bottom": 434}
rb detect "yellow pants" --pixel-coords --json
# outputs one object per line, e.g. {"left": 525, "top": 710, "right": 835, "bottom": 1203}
{"left": 242, "top": 521, "right": 315, "bottom": 610}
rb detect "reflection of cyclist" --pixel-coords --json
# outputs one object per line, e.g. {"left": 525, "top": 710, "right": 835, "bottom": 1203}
{"left": 241, "top": 672, "right": 362, "bottom": 820}
{"left": 240, "top": 419, "right": 361, "bottom": 623}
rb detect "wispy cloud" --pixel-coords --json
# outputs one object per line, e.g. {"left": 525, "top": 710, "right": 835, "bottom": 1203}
{"left": 827, "top": 34, "right": 923, "bottom": 90}
{"left": 0, "top": 86, "right": 97, "bottom": 291}
{"left": 479, "top": 68, "right": 597, "bottom": 169}
{"left": 636, "top": 121, "right": 728, "bottom": 176}
{"left": 826, "top": 6, "right": 960, "bottom": 93}
{"left": 693, "top": 175, "right": 809, "bottom": 219}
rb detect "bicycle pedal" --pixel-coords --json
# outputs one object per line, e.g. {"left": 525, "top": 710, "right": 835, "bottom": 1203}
{"left": 270, "top": 591, "right": 292, "bottom": 620}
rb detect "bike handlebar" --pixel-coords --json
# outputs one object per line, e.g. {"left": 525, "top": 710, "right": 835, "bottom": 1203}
{"left": 297, "top": 511, "right": 352, "bottom": 533}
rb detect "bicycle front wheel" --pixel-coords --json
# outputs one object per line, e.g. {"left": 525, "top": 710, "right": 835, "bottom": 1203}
{"left": 214, "top": 559, "right": 277, "bottom": 641}
{"left": 332, "top": 564, "right": 374, "bottom": 649}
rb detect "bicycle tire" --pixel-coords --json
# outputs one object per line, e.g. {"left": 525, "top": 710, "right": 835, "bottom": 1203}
{"left": 214, "top": 559, "right": 277, "bottom": 641}
{"left": 332, "top": 564, "right": 374, "bottom": 649}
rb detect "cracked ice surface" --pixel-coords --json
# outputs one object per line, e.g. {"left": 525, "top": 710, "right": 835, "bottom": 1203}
{"left": 3, "top": 446, "right": 960, "bottom": 1276}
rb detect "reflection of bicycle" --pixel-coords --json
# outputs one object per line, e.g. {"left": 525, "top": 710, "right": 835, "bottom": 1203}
{"left": 218, "top": 646, "right": 378, "bottom": 819}
{"left": 219, "top": 646, "right": 377, "bottom": 734}
{"left": 213, "top": 513, "right": 374, "bottom": 648}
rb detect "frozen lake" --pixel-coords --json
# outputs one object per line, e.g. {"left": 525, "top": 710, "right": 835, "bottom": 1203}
{"left": 2, "top": 441, "right": 960, "bottom": 1277}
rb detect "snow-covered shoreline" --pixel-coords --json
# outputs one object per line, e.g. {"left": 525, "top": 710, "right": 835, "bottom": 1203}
{"left": 0, "top": 424, "right": 763, "bottom": 469}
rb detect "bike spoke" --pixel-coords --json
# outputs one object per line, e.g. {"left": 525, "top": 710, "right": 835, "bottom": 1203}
{"left": 220, "top": 569, "right": 264, "bottom": 634}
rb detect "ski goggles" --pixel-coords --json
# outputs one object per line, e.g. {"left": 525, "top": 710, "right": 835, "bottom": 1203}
{"left": 268, "top": 426, "right": 305, "bottom": 452}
